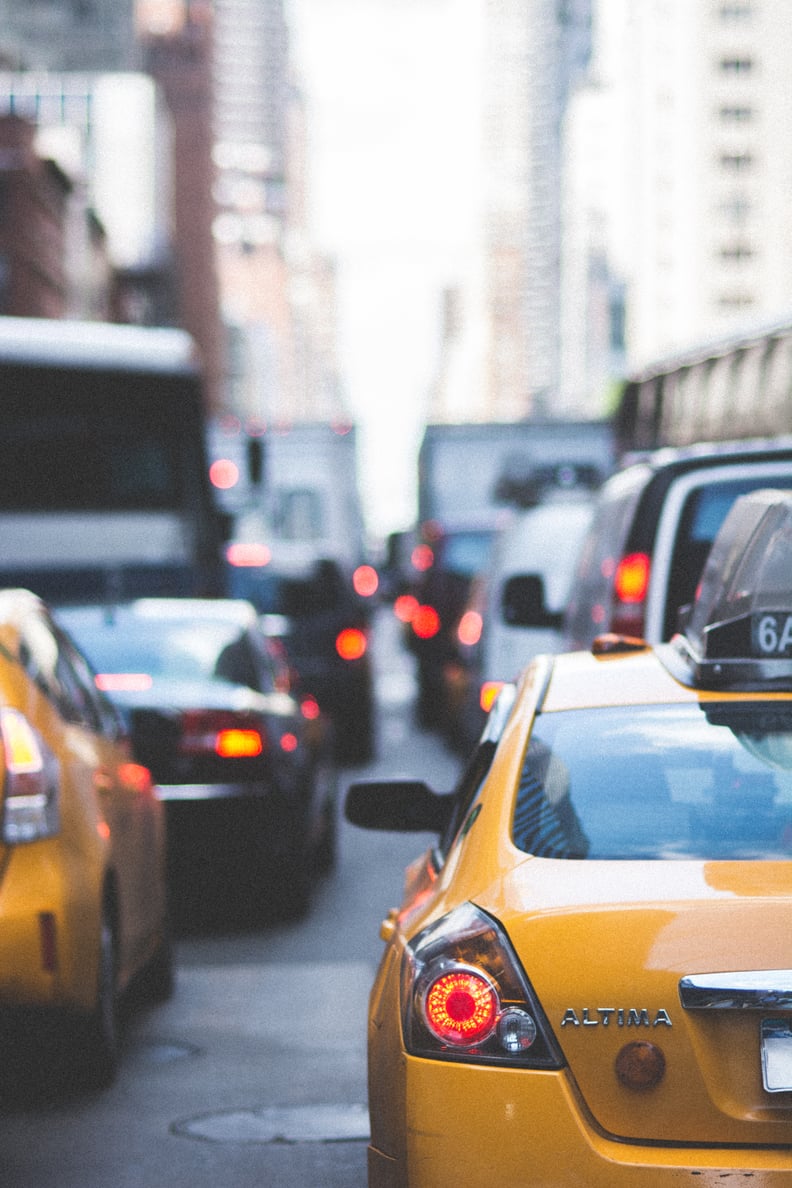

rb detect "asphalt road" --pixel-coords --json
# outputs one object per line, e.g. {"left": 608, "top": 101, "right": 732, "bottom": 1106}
{"left": 0, "top": 606, "right": 462, "bottom": 1188}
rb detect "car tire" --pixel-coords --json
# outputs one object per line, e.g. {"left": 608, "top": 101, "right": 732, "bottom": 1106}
{"left": 139, "top": 912, "right": 175, "bottom": 1004}
{"left": 77, "top": 906, "right": 120, "bottom": 1090}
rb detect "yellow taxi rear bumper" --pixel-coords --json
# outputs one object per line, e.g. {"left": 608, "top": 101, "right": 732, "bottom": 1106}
{"left": 370, "top": 1058, "right": 792, "bottom": 1188}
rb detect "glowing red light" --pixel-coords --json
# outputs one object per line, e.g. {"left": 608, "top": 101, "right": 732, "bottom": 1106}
{"left": 215, "top": 729, "right": 263, "bottom": 758}
{"left": 479, "top": 681, "right": 504, "bottom": 712}
{"left": 457, "top": 610, "right": 483, "bottom": 647}
{"left": 411, "top": 544, "right": 434, "bottom": 572}
{"left": 393, "top": 594, "right": 419, "bottom": 623}
{"left": 209, "top": 458, "right": 240, "bottom": 490}
{"left": 412, "top": 605, "right": 441, "bottom": 640}
{"left": 353, "top": 564, "right": 379, "bottom": 597}
{"left": 226, "top": 542, "right": 272, "bottom": 567}
{"left": 424, "top": 969, "right": 498, "bottom": 1046}
{"left": 280, "top": 732, "right": 298, "bottom": 753}
{"left": 336, "top": 627, "right": 368, "bottom": 661}
{"left": 300, "top": 696, "right": 321, "bottom": 721}
{"left": 614, "top": 552, "right": 651, "bottom": 603}
{"left": 118, "top": 762, "right": 154, "bottom": 795}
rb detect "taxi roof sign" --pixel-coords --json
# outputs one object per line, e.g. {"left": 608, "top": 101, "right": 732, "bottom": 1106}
{"left": 678, "top": 488, "right": 792, "bottom": 689}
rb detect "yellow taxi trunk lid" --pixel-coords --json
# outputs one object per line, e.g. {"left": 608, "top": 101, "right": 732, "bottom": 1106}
{"left": 494, "top": 857, "right": 792, "bottom": 1146}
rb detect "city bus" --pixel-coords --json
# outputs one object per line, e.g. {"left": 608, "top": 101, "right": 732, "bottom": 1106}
{"left": 0, "top": 316, "right": 228, "bottom": 604}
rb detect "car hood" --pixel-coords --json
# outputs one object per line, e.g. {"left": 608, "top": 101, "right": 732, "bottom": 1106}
{"left": 484, "top": 857, "right": 792, "bottom": 1146}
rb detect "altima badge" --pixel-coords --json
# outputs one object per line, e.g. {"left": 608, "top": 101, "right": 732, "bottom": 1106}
{"left": 560, "top": 1007, "right": 672, "bottom": 1028}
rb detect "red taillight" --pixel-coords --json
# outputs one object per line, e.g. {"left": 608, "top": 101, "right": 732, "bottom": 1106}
{"left": 0, "top": 708, "right": 59, "bottom": 843}
{"left": 423, "top": 967, "right": 499, "bottom": 1046}
{"left": 480, "top": 680, "right": 504, "bottom": 712}
{"left": 118, "top": 762, "right": 154, "bottom": 795}
{"left": 614, "top": 552, "right": 650, "bottom": 603}
{"left": 180, "top": 711, "right": 266, "bottom": 757}
{"left": 411, "top": 544, "right": 434, "bottom": 572}
{"left": 215, "top": 729, "right": 264, "bottom": 758}
{"left": 393, "top": 594, "right": 418, "bottom": 623}
{"left": 352, "top": 564, "right": 379, "bottom": 597}
{"left": 300, "top": 695, "right": 321, "bottom": 721}
{"left": 226, "top": 542, "right": 272, "bottom": 568}
{"left": 209, "top": 458, "right": 240, "bottom": 490}
{"left": 457, "top": 610, "right": 482, "bottom": 648}
{"left": 336, "top": 627, "right": 368, "bottom": 661}
{"left": 412, "top": 605, "right": 441, "bottom": 640}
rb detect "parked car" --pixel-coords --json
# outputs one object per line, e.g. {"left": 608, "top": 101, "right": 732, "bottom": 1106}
{"left": 56, "top": 598, "right": 337, "bottom": 922}
{"left": 443, "top": 493, "right": 596, "bottom": 751}
{"left": 0, "top": 589, "right": 171, "bottom": 1089}
{"left": 344, "top": 489, "right": 792, "bottom": 1186}
{"left": 564, "top": 437, "right": 792, "bottom": 649}
{"left": 226, "top": 554, "right": 377, "bottom": 766}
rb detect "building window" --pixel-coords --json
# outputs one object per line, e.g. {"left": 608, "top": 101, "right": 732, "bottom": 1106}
{"left": 719, "top": 242, "right": 754, "bottom": 261}
{"left": 718, "top": 292, "right": 755, "bottom": 310}
{"left": 719, "top": 151, "right": 754, "bottom": 172}
{"left": 719, "top": 57, "right": 754, "bottom": 73}
{"left": 719, "top": 105, "right": 753, "bottom": 122}
{"left": 718, "top": 3, "right": 753, "bottom": 19}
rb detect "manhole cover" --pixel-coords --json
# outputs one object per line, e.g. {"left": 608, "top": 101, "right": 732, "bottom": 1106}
{"left": 174, "top": 1103, "right": 369, "bottom": 1144}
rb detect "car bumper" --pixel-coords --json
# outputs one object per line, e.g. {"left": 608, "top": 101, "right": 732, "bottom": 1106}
{"left": 370, "top": 1058, "right": 792, "bottom": 1187}
{"left": 155, "top": 781, "right": 271, "bottom": 801}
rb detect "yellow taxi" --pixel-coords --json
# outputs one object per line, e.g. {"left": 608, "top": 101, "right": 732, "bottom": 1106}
{"left": 345, "top": 488, "right": 792, "bottom": 1186}
{"left": 0, "top": 590, "right": 171, "bottom": 1089}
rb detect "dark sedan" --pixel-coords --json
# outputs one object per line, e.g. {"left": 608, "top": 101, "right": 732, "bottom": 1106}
{"left": 56, "top": 598, "right": 338, "bottom": 922}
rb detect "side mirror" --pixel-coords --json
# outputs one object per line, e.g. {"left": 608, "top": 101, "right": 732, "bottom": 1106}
{"left": 345, "top": 780, "right": 453, "bottom": 834}
{"left": 501, "top": 574, "right": 563, "bottom": 629}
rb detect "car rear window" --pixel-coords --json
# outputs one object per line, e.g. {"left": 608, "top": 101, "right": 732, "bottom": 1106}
{"left": 513, "top": 703, "right": 792, "bottom": 860}
{"left": 663, "top": 476, "right": 792, "bottom": 637}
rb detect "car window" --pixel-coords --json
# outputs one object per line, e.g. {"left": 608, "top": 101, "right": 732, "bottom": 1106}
{"left": 663, "top": 476, "right": 792, "bottom": 637}
{"left": 513, "top": 702, "right": 792, "bottom": 860}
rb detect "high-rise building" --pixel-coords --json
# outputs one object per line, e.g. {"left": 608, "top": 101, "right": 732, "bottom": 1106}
{"left": 563, "top": 0, "right": 792, "bottom": 401}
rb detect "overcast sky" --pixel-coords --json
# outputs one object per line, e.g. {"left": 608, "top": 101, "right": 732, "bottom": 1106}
{"left": 287, "top": 0, "right": 482, "bottom": 536}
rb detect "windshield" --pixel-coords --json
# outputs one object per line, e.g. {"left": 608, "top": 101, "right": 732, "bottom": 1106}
{"left": 513, "top": 702, "right": 792, "bottom": 860}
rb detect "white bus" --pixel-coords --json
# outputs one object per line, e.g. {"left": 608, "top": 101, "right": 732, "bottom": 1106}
{"left": 0, "top": 316, "right": 227, "bottom": 603}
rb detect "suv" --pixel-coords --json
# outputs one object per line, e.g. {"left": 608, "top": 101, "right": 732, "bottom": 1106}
{"left": 564, "top": 438, "right": 792, "bottom": 648}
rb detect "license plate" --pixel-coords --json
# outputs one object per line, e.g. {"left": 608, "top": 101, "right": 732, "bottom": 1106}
{"left": 761, "top": 1019, "right": 792, "bottom": 1092}
{"left": 752, "top": 613, "right": 792, "bottom": 658}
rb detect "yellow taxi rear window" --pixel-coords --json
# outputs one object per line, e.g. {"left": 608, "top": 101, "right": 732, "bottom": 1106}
{"left": 514, "top": 703, "right": 792, "bottom": 860}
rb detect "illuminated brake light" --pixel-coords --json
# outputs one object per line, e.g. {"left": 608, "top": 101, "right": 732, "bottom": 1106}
{"left": 457, "top": 610, "right": 483, "bottom": 648}
{"left": 226, "top": 542, "right": 272, "bottom": 568}
{"left": 423, "top": 967, "right": 499, "bottom": 1046}
{"left": 209, "top": 458, "right": 240, "bottom": 490}
{"left": 118, "top": 762, "right": 154, "bottom": 795}
{"left": 215, "top": 729, "right": 263, "bottom": 758}
{"left": 300, "top": 695, "right": 321, "bottom": 721}
{"left": 480, "top": 681, "right": 504, "bottom": 712}
{"left": 95, "top": 673, "right": 153, "bottom": 692}
{"left": 411, "top": 544, "right": 434, "bottom": 572}
{"left": 353, "top": 565, "right": 379, "bottom": 597}
{"left": 279, "top": 732, "right": 298, "bottom": 753}
{"left": 412, "top": 605, "right": 441, "bottom": 640}
{"left": 180, "top": 711, "right": 267, "bottom": 757}
{"left": 614, "top": 552, "right": 650, "bottom": 603}
{"left": 336, "top": 627, "right": 368, "bottom": 661}
{"left": 393, "top": 594, "right": 418, "bottom": 623}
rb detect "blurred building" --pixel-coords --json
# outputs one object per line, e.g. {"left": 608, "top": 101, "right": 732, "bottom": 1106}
{"left": 430, "top": 0, "right": 592, "bottom": 424}
{"left": 0, "top": 114, "right": 73, "bottom": 317}
{"left": 0, "top": 0, "right": 138, "bottom": 71}
{"left": 561, "top": 0, "right": 792, "bottom": 403}
{"left": 211, "top": 0, "right": 345, "bottom": 424}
